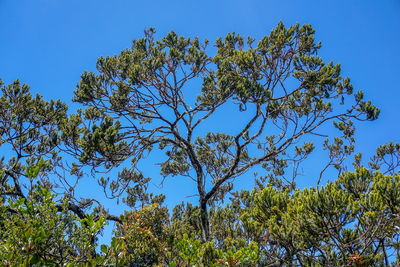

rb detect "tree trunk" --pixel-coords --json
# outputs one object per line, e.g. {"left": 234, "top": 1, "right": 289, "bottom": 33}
{"left": 199, "top": 199, "right": 210, "bottom": 242}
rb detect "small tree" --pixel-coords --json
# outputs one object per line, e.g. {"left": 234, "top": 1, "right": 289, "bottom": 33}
{"left": 249, "top": 164, "right": 400, "bottom": 266}
{"left": 0, "top": 162, "right": 107, "bottom": 265}
{"left": 69, "top": 22, "right": 379, "bottom": 241}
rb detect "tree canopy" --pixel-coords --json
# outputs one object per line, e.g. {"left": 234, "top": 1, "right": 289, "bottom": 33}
{"left": 1, "top": 23, "right": 398, "bottom": 266}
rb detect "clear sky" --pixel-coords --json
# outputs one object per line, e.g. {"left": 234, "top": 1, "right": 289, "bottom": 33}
{"left": 1, "top": 0, "right": 399, "bottom": 241}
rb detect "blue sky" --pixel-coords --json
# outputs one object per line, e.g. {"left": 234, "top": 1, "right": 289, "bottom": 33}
{"left": 1, "top": 0, "right": 399, "bottom": 241}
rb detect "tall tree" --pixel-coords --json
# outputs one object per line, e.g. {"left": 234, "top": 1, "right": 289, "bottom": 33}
{"left": 69, "top": 23, "right": 379, "bottom": 241}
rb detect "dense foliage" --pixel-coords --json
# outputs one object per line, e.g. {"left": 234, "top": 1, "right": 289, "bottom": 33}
{"left": 1, "top": 22, "right": 398, "bottom": 266}
{"left": 2, "top": 162, "right": 400, "bottom": 266}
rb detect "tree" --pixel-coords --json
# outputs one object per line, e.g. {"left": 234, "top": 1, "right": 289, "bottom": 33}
{"left": 247, "top": 164, "right": 400, "bottom": 265}
{"left": 0, "top": 78, "right": 121, "bottom": 226}
{"left": 115, "top": 203, "right": 172, "bottom": 265}
{"left": 0, "top": 161, "right": 108, "bottom": 265}
{"left": 0, "top": 79, "right": 67, "bottom": 199}
{"left": 68, "top": 22, "right": 379, "bottom": 241}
